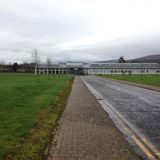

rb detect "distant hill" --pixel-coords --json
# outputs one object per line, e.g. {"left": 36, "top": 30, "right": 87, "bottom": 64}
{"left": 127, "top": 54, "right": 160, "bottom": 63}
{"left": 94, "top": 59, "right": 118, "bottom": 63}
{"left": 94, "top": 54, "right": 160, "bottom": 63}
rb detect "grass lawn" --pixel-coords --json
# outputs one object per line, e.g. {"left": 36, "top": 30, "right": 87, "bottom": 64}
{"left": 0, "top": 73, "right": 73, "bottom": 160}
{"left": 101, "top": 74, "right": 160, "bottom": 86}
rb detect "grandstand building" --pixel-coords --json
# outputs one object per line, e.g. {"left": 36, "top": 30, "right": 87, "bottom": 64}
{"left": 36, "top": 62, "right": 160, "bottom": 75}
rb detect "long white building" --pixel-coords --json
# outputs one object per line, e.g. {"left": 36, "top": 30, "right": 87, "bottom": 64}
{"left": 36, "top": 62, "right": 160, "bottom": 75}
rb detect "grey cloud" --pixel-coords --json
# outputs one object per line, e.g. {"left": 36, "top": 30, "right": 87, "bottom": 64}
{"left": 56, "top": 34, "right": 160, "bottom": 61}
{"left": 1, "top": 34, "right": 160, "bottom": 63}
{"left": 0, "top": 0, "right": 160, "bottom": 63}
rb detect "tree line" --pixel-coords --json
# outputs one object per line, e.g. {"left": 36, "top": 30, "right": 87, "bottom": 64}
{"left": 0, "top": 62, "right": 35, "bottom": 73}
{"left": 0, "top": 48, "right": 53, "bottom": 73}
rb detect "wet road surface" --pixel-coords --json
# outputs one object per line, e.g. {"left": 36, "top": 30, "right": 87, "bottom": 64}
{"left": 48, "top": 77, "right": 140, "bottom": 160}
{"left": 81, "top": 76, "right": 160, "bottom": 151}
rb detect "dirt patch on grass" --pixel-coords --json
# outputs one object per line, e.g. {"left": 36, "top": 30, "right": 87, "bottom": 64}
{"left": 5, "top": 77, "right": 74, "bottom": 160}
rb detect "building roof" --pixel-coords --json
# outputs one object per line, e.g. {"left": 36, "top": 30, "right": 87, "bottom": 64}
{"left": 38, "top": 62, "right": 160, "bottom": 69}
{"left": 89, "top": 63, "right": 160, "bottom": 69}
{"left": 38, "top": 63, "right": 59, "bottom": 68}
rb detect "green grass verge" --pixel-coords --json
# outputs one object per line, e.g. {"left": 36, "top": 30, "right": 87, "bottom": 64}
{"left": 101, "top": 74, "right": 160, "bottom": 86}
{"left": 0, "top": 73, "right": 73, "bottom": 160}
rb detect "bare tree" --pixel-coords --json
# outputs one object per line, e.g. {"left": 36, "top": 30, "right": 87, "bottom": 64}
{"left": 118, "top": 56, "right": 125, "bottom": 63}
{"left": 0, "top": 60, "right": 6, "bottom": 65}
{"left": 0, "top": 60, "right": 6, "bottom": 72}
{"left": 32, "top": 48, "right": 40, "bottom": 81}
{"left": 46, "top": 57, "right": 52, "bottom": 79}
{"left": 13, "top": 62, "right": 18, "bottom": 72}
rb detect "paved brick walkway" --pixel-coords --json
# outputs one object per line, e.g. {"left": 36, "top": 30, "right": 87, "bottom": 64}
{"left": 48, "top": 77, "right": 140, "bottom": 160}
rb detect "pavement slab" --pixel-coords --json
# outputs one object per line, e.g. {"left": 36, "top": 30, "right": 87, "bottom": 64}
{"left": 48, "top": 76, "right": 141, "bottom": 160}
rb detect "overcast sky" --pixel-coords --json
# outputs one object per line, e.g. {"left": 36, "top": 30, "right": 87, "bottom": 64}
{"left": 0, "top": 0, "right": 160, "bottom": 63}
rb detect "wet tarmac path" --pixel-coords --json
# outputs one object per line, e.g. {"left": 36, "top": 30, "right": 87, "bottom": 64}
{"left": 82, "top": 76, "right": 160, "bottom": 151}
